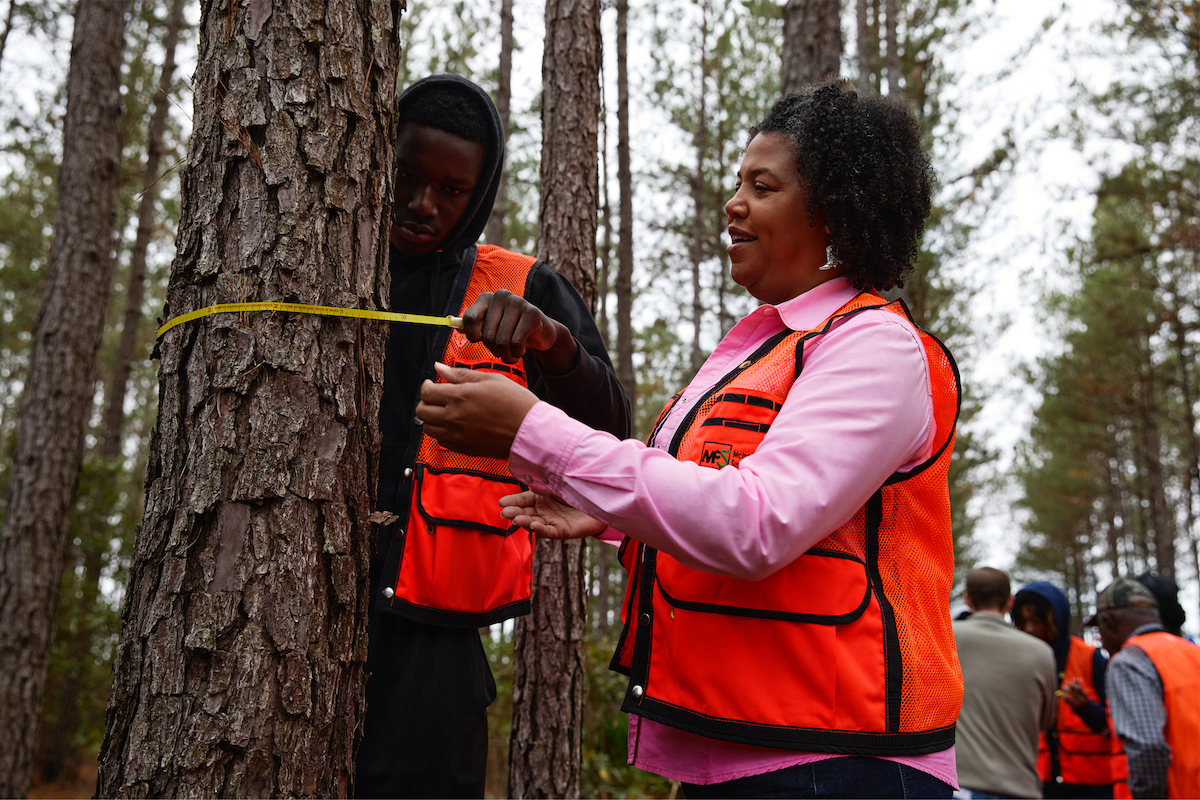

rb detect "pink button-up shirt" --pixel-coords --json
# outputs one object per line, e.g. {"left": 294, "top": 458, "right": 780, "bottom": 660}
{"left": 508, "top": 277, "right": 958, "bottom": 787}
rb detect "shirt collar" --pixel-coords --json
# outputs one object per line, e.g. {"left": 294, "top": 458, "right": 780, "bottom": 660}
{"left": 763, "top": 277, "right": 863, "bottom": 332}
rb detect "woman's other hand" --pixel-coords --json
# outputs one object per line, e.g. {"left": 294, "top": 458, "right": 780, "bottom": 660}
{"left": 417, "top": 362, "right": 539, "bottom": 458}
{"left": 499, "top": 490, "right": 607, "bottom": 539}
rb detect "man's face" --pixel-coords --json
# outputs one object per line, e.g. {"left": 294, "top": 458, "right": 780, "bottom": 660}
{"left": 1015, "top": 604, "right": 1055, "bottom": 646}
{"left": 391, "top": 123, "right": 485, "bottom": 256}
{"left": 1096, "top": 609, "right": 1123, "bottom": 656}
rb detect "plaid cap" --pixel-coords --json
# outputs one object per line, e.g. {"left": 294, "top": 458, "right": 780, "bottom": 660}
{"left": 1085, "top": 577, "right": 1159, "bottom": 625}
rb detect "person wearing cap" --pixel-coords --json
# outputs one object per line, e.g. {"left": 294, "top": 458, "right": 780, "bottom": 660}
{"left": 1090, "top": 577, "right": 1200, "bottom": 799}
{"left": 1013, "top": 582, "right": 1115, "bottom": 798}
{"left": 355, "top": 75, "right": 630, "bottom": 798}
{"left": 1134, "top": 573, "right": 1190, "bottom": 640}
{"left": 954, "top": 568, "right": 1058, "bottom": 799}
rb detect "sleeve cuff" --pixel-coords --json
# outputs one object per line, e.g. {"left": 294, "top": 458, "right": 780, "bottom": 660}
{"left": 508, "top": 401, "right": 594, "bottom": 496}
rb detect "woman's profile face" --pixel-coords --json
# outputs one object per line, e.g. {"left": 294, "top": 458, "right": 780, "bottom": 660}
{"left": 725, "top": 132, "right": 831, "bottom": 304}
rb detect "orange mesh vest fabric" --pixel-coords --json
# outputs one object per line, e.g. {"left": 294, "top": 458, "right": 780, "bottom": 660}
{"left": 1038, "top": 636, "right": 1117, "bottom": 787}
{"left": 379, "top": 245, "right": 537, "bottom": 627}
{"left": 609, "top": 293, "right": 963, "bottom": 754}
{"left": 1125, "top": 632, "right": 1200, "bottom": 799}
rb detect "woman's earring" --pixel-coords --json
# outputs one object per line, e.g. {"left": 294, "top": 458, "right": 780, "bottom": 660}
{"left": 820, "top": 244, "right": 837, "bottom": 270}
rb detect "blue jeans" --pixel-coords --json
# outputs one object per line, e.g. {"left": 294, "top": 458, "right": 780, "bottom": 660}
{"left": 682, "top": 756, "right": 954, "bottom": 799}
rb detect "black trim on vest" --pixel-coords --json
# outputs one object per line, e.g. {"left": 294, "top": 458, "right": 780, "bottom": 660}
{"left": 654, "top": 550, "right": 871, "bottom": 623}
{"left": 666, "top": 328, "right": 797, "bottom": 457}
{"left": 386, "top": 595, "right": 531, "bottom": 629}
{"left": 623, "top": 546, "right": 658, "bottom": 707}
{"left": 711, "top": 392, "right": 783, "bottom": 411}
{"left": 866, "top": 490, "right": 904, "bottom": 732}
{"left": 618, "top": 693, "right": 957, "bottom": 754}
{"left": 882, "top": 325, "right": 962, "bottom": 487}
{"left": 608, "top": 538, "right": 642, "bottom": 677}
{"left": 699, "top": 417, "right": 772, "bottom": 433}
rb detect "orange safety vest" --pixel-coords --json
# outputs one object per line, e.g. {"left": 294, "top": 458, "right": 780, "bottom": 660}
{"left": 610, "top": 292, "right": 963, "bottom": 753}
{"left": 1038, "top": 636, "right": 1117, "bottom": 787}
{"left": 1110, "top": 632, "right": 1200, "bottom": 799}
{"left": 379, "top": 245, "right": 538, "bottom": 628}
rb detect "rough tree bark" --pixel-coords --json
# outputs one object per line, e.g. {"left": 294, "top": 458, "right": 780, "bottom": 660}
{"left": 614, "top": 0, "right": 636, "bottom": 412}
{"left": 100, "top": 0, "right": 188, "bottom": 460}
{"left": 780, "top": 0, "right": 843, "bottom": 95}
{"left": 95, "top": 0, "right": 401, "bottom": 796}
{"left": 507, "top": 0, "right": 600, "bottom": 795}
{"left": 0, "top": 2, "right": 127, "bottom": 796}
{"left": 484, "top": 0, "right": 514, "bottom": 246}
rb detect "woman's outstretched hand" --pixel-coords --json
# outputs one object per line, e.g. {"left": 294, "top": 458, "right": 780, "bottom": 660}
{"left": 499, "top": 490, "right": 607, "bottom": 540}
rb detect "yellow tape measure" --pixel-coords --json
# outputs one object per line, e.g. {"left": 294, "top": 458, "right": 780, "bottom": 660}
{"left": 156, "top": 302, "right": 464, "bottom": 338}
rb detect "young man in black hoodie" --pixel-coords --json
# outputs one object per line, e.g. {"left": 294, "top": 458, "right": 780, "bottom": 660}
{"left": 356, "top": 75, "right": 630, "bottom": 798}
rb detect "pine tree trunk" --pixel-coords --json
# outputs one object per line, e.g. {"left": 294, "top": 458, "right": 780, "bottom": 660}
{"left": 485, "top": 0, "right": 514, "bottom": 246}
{"left": 0, "top": 0, "right": 17, "bottom": 77}
{"left": 690, "top": 12, "right": 708, "bottom": 376}
{"left": 780, "top": 0, "right": 842, "bottom": 95}
{"left": 855, "top": 0, "right": 870, "bottom": 94}
{"left": 0, "top": 2, "right": 127, "bottom": 796}
{"left": 884, "top": 0, "right": 899, "bottom": 94}
{"left": 507, "top": 0, "right": 599, "bottom": 795}
{"left": 100, "top": 0, "right": 187, "bottom": 461}
{"left": 95, "top": 0, "right": 400, "bottom": 795}
{"left": 614, "top": 0, "right": 636, "bottom": 413}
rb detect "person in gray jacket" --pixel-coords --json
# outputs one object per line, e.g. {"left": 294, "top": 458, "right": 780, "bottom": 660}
{"left": 954, "top": 567, "right": 1057, "bottom": 799}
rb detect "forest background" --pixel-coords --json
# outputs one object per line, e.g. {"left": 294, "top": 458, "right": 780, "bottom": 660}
{"left": 0, "top": 0, "right": 1196, "bottom": 796}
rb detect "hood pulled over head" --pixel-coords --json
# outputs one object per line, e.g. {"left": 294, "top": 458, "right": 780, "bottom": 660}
{"left": 1015, "top": 581, "right": 1072, "bottom": 673}
{"left": 393, "top": 74, "right": 505, "bottom": 256}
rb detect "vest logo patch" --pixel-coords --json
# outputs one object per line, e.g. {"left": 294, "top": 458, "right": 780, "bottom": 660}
{"left": 699, "top": 441, "right": 749, "bottom": 468}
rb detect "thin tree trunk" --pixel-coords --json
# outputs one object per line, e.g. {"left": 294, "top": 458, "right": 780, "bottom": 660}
{"left": 1137, "top": 363, "right": 1176, "bottom": 578}
{"left": 884, "top": 0, "right": 899, "bottom": 94}
{"left": 0, "top": 0, "right": 17, "bottom": 77}
{"left": 614, "top": 0, "right": 636, "bottom": 415}
{"left": 485, "top": 0, "right": 514, "bottom": 246}
{"left": 855, "top": 0, "right": 869, "bottom": 94}
{"left": 690, "top": 10, "right": 707, "bottom": 376}
{"left": 95, "top": 0, "right": 400, "bottom": 795}
{"left": 0, "top": 2, "right": 127, "bottom": 796}
{"left": 508, "top": 0, "right": 600, "bottom": 795}
{"left": 101, "top": 0, "right": 187, "bottom": 460}
{"left": 598, "top": 70, "right": 611, "bottom": 349}
{"left": 780, "top": 0, "right": 842, "bottom": 95}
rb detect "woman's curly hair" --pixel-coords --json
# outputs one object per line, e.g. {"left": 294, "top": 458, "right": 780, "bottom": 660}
{"left": 748, "top": 78, "right": 934, "bottom": 291}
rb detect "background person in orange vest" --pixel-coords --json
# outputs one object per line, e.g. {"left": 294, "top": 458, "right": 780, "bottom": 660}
{"left": 1088, "top": 577, "right": 1200, "bottom": 799}
{"left": 953, "top": 568, "right": 1057, "bottom": 800}
{"left": 355, "top": 75, "right": 631, "bottom": 798}
{"left": 1013, "top": 582, "right": 1116, "bottom": 798}
{"left": 418, "top": 78, "right": 964, "bottom": 799}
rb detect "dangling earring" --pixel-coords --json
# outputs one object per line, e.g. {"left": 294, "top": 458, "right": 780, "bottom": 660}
{"left": 820, "top": 244, "right": 837, "bottom": 270}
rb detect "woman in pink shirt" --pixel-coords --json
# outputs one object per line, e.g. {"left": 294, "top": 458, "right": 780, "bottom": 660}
{"left": 417, "top": 78, "right": 963, "bottom": 799}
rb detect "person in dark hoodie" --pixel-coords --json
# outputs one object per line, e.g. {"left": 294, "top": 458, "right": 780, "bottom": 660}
{"left": 1013, "top": 582, "right": 1116, "bottom": 798}
{"left": 355, "top": 75, "right": 631, "bottom": 798}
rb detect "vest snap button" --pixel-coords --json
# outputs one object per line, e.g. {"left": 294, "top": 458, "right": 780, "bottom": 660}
{"left": 632, "top": 685, "right": 644, "bottom": 698}
{"left": 640, "top": 613, "right": 650, "bottom": 625}
{"left": 392, "top": 528, "right": 405, "bottom": 540}
{"left": 413, "top": 415, "right": 423, "bottom": 426}
{"left": 382, "top": 587, "right": 395, "bottom": 599}
{"left": 404, "top": 467, "right": 413, "bottom": 478}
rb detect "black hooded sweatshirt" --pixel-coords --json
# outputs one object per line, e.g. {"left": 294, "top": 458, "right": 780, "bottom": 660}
{"left": 375, "top": 75, "right": 630, "bottom": 579}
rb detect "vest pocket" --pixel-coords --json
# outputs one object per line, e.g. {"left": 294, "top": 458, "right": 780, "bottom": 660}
{"left": 414, "top": 465, "right": 523, "bottom": 535}
{"left": 395, "top": 466, "right": 534, "bottom": 616}
{"left": 655, "top": 548, "right": 871, "bottom": 623}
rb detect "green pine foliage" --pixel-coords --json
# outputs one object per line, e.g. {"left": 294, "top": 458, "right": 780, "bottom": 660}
{"left": 1016, "top": 0, "right": 1199, "bottom": 619}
